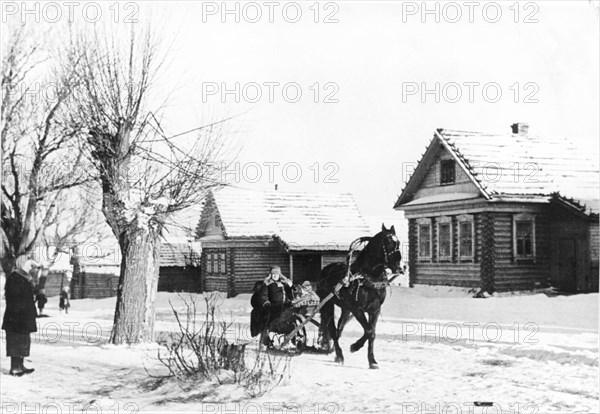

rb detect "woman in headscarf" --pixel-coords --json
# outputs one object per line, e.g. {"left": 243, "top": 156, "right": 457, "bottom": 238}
{"left": 2, "top": 257, "right": 38, "bottom": 376}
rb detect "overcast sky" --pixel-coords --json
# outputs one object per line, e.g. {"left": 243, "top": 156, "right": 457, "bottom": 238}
{"left": 5, "top": 1, "right": 599, "bottom": 218}
{"left": 144, "top": 1, "right": 599, "bottom": 217}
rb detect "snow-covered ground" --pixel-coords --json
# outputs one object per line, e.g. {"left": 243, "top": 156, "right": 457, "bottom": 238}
{"left": 1, "top": 286, "right": 598, "bottom": 413}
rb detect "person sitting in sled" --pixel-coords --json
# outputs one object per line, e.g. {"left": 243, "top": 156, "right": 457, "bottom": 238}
{"left": 259, "top": 266, "right": 293, "bottom": 323}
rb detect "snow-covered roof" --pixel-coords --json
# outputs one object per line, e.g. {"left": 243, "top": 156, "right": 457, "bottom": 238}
{"left": 159, "top": 240, "right": 201, "bottom": 267}
{"left": 396, "top": 128, "right": 600, "bottom": 215}
{"left": 72, "top": 236, "right": 201, "bottom": 269}
{"left": 207, "top": 187, "right": 371, "bottom": 251}
{"left": 162, "top": 203, "right": 205, "bottom": 241}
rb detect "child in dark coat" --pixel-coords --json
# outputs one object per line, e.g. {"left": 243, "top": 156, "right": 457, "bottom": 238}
{"left": 34, "top": 289, "right": 48, "bottom": 316}
{"left": 59, "top": 287, "right": 70, "bottom": 314}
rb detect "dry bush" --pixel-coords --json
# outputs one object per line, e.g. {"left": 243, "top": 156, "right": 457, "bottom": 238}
{"left": 151, "top": 292, "right": 290, "bottom": 398}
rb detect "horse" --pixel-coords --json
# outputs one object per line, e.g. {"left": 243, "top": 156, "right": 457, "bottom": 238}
{"left": 316, "top": 224, "right": 403, "bottom": 369}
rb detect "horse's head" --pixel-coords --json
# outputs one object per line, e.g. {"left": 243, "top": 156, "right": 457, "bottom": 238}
{"left": 366, "top": 223, "right": 402, "bottom": 276}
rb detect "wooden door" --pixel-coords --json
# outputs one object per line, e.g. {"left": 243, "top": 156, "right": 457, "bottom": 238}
{"left": 558, "top": 238, "right": 577, "bottom": 292}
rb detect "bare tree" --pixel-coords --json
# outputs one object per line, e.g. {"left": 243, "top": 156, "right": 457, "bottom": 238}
{"left": 40, "top": 183, "right": 111, "bottom": 268}
{"left": 1, "top": 24, "right": 89, "bottom": 275}
{"left": 72, "top": 26, "right": 230, "bottom": 344}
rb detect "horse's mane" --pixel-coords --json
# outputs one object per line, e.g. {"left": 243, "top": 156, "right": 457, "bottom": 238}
{"left": 350, "top": 233, "right": 381, "bottom": 275}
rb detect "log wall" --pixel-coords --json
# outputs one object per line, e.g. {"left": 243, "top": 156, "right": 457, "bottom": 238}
{"left": 493, "top": 213, "right": 551, "bottom": 291}
{"left": 71, "top": 272, "right": 119, "bottom": 299}
{"left": 158, "top": 266, "right": 201, "bottom": 293}
{"left": 408, "top": 214, "right": 483, "bottom": 289}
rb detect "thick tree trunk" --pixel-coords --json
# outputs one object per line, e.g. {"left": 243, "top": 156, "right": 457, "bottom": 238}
{"left": 110, "top": 226, "right": 162, "bottom": 344}
{"left": 1, "top": 253, "right": 16, "bottom": 276}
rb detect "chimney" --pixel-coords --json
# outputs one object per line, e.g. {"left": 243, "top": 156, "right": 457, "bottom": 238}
{"left": 511, "top": 122, "right": 529, "bottom": 136}
{"left": 274, "top": 184, "right": 278, "bottom": 191}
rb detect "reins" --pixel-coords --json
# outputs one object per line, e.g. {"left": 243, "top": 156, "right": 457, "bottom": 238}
{"left": 314, "top": 233, "right": 401, "bottom": 294}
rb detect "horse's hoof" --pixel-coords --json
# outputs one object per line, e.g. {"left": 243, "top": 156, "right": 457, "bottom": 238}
{"left": 369, "top": 363, "right": 379, "bottom": 370}
{"left": 335, "top": 356, "right": 344, "bottom": 364}
{"left": 350, "top": 343, "right": 361, "bottom": 353}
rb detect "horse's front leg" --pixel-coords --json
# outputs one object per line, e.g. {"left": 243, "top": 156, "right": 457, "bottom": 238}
{"left": 330, "top": 311, "right": 344, "bottom": 364}
{"left": 349, "top": 309, "right": 371, "bottom": 353}
{"left": 367, "top": 310, "right": 380, "bottom": 369}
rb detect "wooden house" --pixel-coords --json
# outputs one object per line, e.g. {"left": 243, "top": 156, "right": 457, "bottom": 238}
{"left": 157, "top": 240, "right": 202, "bottom": 292}
{"left": 394, "top": 124, "right": 599, "bottom": 293}
{"left": 70, "top": 241, "right": 202, "bottom": 298}
{"left": 42, "top": 270, "right": 72, "bottom": 297}
{"left": 197, "top": 187, "right": 371, "bottom": 296}
{"left": 70, "top": 246, "right": 121, "bottom": 299}
{"left": 158, "top": 204, "right": 203, "bottom": 292}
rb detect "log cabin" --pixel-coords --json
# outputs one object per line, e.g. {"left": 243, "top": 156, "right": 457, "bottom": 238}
{"left": 70, "top": 238, "right": 202, "bottom": 298}
{"left": 197, "top": 187, "right": 371, "bottom": 296}
{"left": 394, "top": 124, "right": 599, "bottom": 293}
{"left": 157, "top": 240, "right": 202, "bottom": 292}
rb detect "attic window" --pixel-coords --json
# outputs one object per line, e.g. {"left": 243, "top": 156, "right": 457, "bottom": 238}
{"left": 440, "top": 160, "right": 455, "bottom": 185}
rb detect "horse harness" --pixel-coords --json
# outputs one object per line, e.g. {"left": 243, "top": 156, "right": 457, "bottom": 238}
{"left": 344, "top": 273, "right": 389, "bottom": 301}
{"left": 338, "top": 235, "right": 398, "bottom": 300}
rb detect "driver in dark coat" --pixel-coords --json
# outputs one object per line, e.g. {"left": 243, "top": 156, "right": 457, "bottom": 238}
{"left": 259, "top": 266, "right": 293, "bottom": 322}
{"left": 2, "top": 260, "right": 38, "bottom": 376}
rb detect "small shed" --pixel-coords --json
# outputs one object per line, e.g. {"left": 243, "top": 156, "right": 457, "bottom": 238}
{"left": 394, "top": 124, "right": 599, "bottom": 293}
{"left": 197, "top": 187, "right": 371, "bottom": 296}
{"left": 157, "top": 240, "right": 202, "bottom": 292}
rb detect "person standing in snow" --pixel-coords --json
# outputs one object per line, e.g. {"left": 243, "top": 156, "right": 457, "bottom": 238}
{"left": 2, "top": 257, "right": 38, "bottom": 376}
{"left": 34, "top": 288, "right": 48, "bottom": 316}
{"left": 59, "top": 286, "right": 70, "bottom": 314}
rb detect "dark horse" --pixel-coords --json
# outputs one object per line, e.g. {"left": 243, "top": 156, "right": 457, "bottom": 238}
{"left": 316, "top": 224, "right": 403, "bottom": 369}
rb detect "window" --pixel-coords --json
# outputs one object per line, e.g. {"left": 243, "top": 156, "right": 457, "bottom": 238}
{"left": 516, "top": 222, "right": 533, "bottom": 256}
{"left": 207, "top": 254, "right": 213, "bottom": 273}
{"left": 513, "top": 214, "right": 535, "bottom": 260}
{"left": 219, "top": 253, "right": 226, "bottom": 274}
{"left": 206, "top": 252, "right": 227, "bottom": 274}
{"left": 417, "top": 219, "right": 432, "bottom": 260}
{"left": 437, "top": 217, "right": 452, "bottom": 261}
{"left": 440, "top": 159, "right": 456, "bottom": 185}
{"left": 457, "top": 215, "right": 474, "bottom": 261}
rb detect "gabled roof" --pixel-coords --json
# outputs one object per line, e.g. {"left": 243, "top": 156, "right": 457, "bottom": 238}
{"left": 395, "top": 128, "right": 599, "bottom": 215}
{"left": 162, "top": 203, "right": 205, "bottom": 241}
{"left": 202, "top": 187, "right": 371, "bottom": 251}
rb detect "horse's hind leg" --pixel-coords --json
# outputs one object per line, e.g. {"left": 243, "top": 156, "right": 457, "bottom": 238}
{"left": 367, "top": 310, "right": 380, "bottom": 369}
{"left": 336, "top": 308, "right": 353, "bottom": 338}
{"left": 320, "top": 301, "right": 344, "bottom": 364}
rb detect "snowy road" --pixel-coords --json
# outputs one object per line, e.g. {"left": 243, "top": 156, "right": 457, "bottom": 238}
{"left": 1, "top": 288, "right": 598, "bottom": 413}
